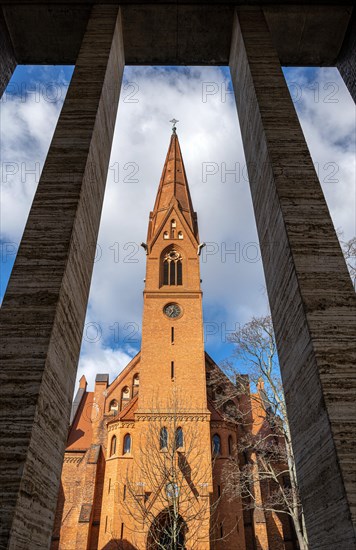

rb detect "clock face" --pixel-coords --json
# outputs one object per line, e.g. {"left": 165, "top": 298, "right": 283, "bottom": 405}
{"left": 164, "top": 303, "right": 182, "bottom": 319}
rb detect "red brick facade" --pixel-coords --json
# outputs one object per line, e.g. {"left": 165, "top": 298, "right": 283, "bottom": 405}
{"left": 51, "top": 131, "right": 298, "bottom": 550}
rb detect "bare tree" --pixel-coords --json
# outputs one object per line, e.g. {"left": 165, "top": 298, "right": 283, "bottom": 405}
{"left": 339, "top": 234, "right": 356, "bottom": 288}
{"left": 118, "top": 390, "right": 221, "bottom": 549}
{"left": 209, "top": 315, "right": 309, "bottom": 550}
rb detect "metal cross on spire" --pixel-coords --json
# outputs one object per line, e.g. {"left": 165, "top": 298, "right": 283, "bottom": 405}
{"left": 170, "top": 118, "right": 179, "bottom": 133}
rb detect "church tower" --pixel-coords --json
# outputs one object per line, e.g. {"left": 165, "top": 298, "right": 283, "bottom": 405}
{"left": 105, "top": 125, "right": 214, "bottom": 549}
{"left": 139, "top": 125, "right": 207, "bottom": 410}
{"left": 53, "top": 126, "right": 264, "bottom": 550}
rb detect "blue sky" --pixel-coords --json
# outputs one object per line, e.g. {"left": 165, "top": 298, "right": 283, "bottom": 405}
{"left": 1, "top": 65, "right": 355, "bottom": 390}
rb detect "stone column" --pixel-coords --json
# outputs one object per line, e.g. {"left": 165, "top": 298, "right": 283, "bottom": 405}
{"left": 0, "top": 8, "right": 16, "bottom": 98}
{"left": 337, "top": 9, "right": 356, "bottom": 103}
{"left": 0, "top": 6, "right": 124, "bottom": 549}
{"left": 230, "top": 8, "right": 356, "bottom": 549}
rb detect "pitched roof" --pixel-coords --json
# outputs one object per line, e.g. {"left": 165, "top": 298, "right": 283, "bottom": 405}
{"left": 118, "top": 394, "right": 138, "bottom": 421}
{"left": 148, "top": 131, "right": 198, "bottom": 241}
{"left": 66, "top": 392, "right": 94, "bottom": 451}
{"left": 106, "top": 352, "right": 140, "bottom": 397}
{"left": 107, "top": 394, "right": 139, "bottom": 425}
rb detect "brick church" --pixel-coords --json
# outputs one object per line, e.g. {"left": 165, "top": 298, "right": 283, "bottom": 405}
{"left": 51, "top": 127, "right": 298, "bottom": 549}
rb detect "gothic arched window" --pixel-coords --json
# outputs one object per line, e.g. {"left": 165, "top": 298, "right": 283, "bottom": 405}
{"left": 109, "top": 399, "right": 119, "bottom": 415}
{"left": 175, "top": 427, "right": 184, "bottom": 449}
{"left": 223, "top": 400, "right": 238, "bottom": 421}
{"left": 123, "top": 434, "right": 131, "bottom": 454}
{"left": 212, "top": 434, "right": 221, "bottom": 455}
{"left": 121, "top": 386, "right": 130, "bottom": 410}
{"left": 110, "top": 435, "right": 117, "bottom": 456}
{"left": 160, "top": 427, "right": 168, "bottom": 450}
{"left": 162, "top": 250, "right": 183, "bottom": 286}
{"left": 109, "top": 399, "right": 118, "bottom": 414}
{"left": 228, "top": 435, "right": 233, "bottom": 456}
{"left": 132, "top": 374, "right": 139, "bottom": 396}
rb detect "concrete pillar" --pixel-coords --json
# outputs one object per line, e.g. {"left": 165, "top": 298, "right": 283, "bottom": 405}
{"left": 230, "top": 8, "right": 356, "bottom": 549}
{"left": 337, "top": 9, "right": 356, "bottom": 103}
{"left": 0, "top": 8, "right": 16, "bottom": 97}
{"left": 0, "top": 6, "right": 124, "bottom": 549}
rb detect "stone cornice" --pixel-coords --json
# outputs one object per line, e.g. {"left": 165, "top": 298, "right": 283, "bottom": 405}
{"left": 63, "top": 455, "right": 84, "bottom": 464}
{"left": 108, "top": 421, "right": 135, "bottom": 432}
{"left": 135, "top": 412, "right": 210, "bottom": 422}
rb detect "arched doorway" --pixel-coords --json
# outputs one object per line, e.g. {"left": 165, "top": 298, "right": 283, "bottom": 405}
{"left": 147, "top": 508, "right": 186, "bottom": 550}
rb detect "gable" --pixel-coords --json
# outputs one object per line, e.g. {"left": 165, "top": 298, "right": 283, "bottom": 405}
{"left": 148, "top": 201, "right": 199, "bottom": 253}
{"left": 66, "top": 392, "right": 94, "bottom": 451}
{"left": 104, "top": 352, "right": 141, "bottom": 416}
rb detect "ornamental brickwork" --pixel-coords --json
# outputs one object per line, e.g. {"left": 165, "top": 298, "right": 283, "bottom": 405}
{"left": 52, "top": 132, "right": 298, "bottom": 550}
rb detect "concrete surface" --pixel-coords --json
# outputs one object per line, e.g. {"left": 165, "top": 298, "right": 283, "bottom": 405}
{"left": 230, "top": 7, "right": 356, "bottom": 548}
{"left": 0, "top": 6, "right": 124, "bottom": 548}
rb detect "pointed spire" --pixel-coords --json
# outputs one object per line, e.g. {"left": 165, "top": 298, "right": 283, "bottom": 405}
{"left": 148, "top": 129, "right": 198, "bottom": 242}
{"left": 79, "top": 375, "right": 87, "bottom": 390}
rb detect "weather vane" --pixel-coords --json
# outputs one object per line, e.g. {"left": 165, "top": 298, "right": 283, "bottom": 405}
{"left": 170, "top": 118, "right": 179, "bottom": 133}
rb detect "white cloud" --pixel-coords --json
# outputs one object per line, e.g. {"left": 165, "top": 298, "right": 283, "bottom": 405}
{"left": 76, "top": 340, "right": 137, "bottom": 393}
{"left": 285, "top": 67, "right": 355, "bottom": 242}
{"left": 0, "top": 82, "right": 67, "bottom": 242}
{"left": 1, "top": 65, "right": 355, "bottom": 390}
